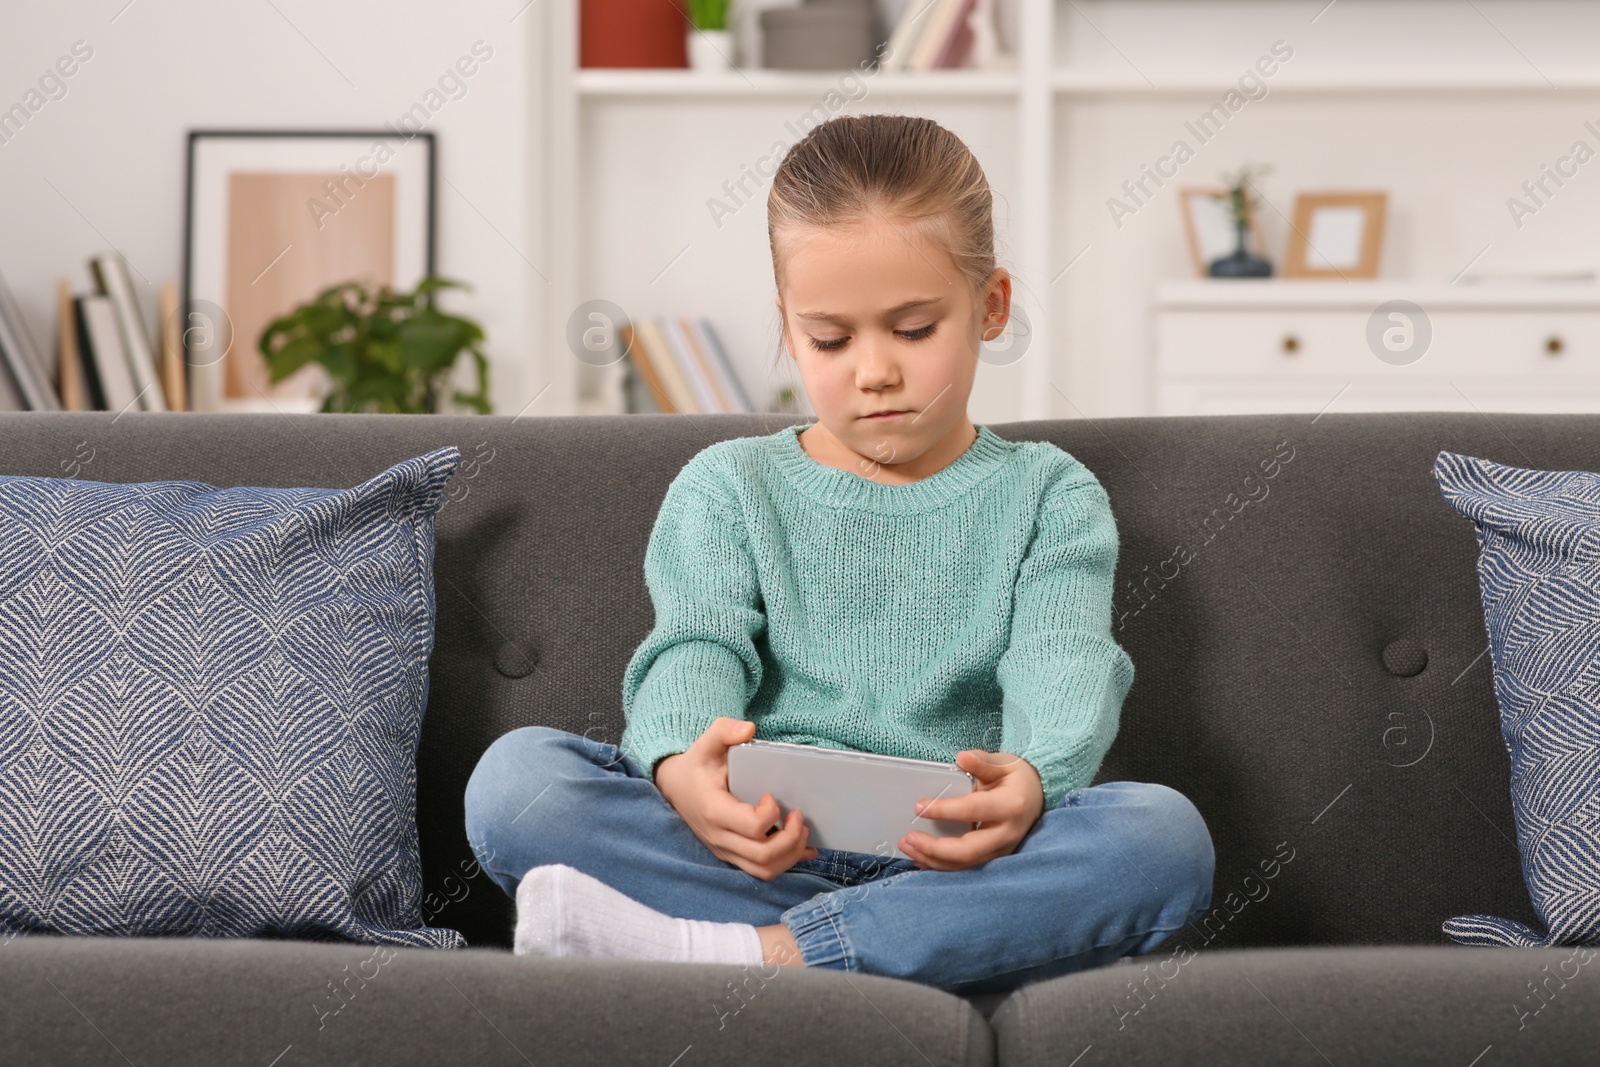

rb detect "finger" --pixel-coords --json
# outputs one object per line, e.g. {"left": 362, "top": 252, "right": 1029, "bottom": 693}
{"left": 985, "top": 753, "right": 1039, "bottom": 783}
{"left": 779, "top": 816, "right": 819, "bottom": 869}
{"left": 691, "top": 716, "right": 749, "bottom": 760}
{"left": 913, "top": 789, "right": 1008, "bottom": 825}
{"left": 714, "top": 717, "right": 757, "bottom": 753}
{"left": 959, "top": 749, "right": 1021, "bottom": 782}
{"left": 680, "top": 809, "right": 749, "bottom": 870}
{"left": 902, "top": 824, "right": 1011, "bottom": 871}
{"left": 712, "top": 792, "right": 795, "bottom": 853}
{"left": 753, "top": 792, "right": 782, "bottom": 835}
{"left": 722, "top": 810, "right": 811, "bottom": 877}
{"left": 712, "top": 788, "right": 781, "bottom": 840}
{"left": 749, "top": 808, "right": 809, "bottom": 865}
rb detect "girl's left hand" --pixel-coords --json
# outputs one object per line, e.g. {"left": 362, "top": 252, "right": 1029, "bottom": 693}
{"left": 898, "top": 751, "right": 1045, "bottom": 872}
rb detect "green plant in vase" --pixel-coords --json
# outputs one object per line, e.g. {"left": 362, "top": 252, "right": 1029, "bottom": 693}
{"left": 687, "top": 0, "right": 733, "bottom": 70}
{"left": 689, "top": 0, "right": 729, "bottom": 30}
{"left": 260, "top": 276, "right": 491, "bottom": 414}
{"left": 1208, "top": 164, "right": 1273, "bottom": 279}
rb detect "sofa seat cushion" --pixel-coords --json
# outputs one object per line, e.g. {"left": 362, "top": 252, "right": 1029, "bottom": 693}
{"left": 0, "top": 936, "right": 994, "bottom": 1067}
{"left": 989, "top": 944, "right": 1600, "bottom": 1065}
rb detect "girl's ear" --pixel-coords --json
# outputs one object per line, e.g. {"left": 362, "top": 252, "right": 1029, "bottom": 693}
{"left": 983, "top": 267, "right": 1012, "bottom": 336}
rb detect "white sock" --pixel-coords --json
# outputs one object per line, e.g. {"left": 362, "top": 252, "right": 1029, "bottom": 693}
{"left": 514, "top": 863, "right": 767, "bottom": 966}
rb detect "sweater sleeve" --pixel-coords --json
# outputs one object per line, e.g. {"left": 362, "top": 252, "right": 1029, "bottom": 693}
{"left": 619, "top": 468, "right": 766, "bottom": 784}
{"left": 995, "top": 466, "right": 1135, "bottom": 810}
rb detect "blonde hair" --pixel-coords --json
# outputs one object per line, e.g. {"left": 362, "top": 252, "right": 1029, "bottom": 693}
{"left": 766, "top": 115, "right": 998, "bottom": 367}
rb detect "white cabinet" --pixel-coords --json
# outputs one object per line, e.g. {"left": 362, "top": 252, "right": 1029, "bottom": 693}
{"left": 1154, "top": 282, "right": 1600, "bottom": 416}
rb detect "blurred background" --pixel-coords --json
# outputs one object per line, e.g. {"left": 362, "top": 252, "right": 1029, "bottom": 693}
{"left": 3, "top": 0, "right": 1599, "bottom": 424}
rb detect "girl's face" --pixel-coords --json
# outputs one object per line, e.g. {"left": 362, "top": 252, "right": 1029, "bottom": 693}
{"left": 775, "top": 213, "right": 1010, "bottom": 481}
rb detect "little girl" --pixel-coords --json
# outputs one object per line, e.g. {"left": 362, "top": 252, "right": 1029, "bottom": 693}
{"left": 465, "top": 114, "right": 1214, "bottom": 995}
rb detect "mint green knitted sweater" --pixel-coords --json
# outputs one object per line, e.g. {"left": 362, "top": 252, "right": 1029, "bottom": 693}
{"left": 618, "top": 423, "right": 1134, "bottom": 811}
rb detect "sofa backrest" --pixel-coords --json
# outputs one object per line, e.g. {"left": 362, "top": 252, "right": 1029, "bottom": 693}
{"left": 3, "top": 410, "right": 1586, "bottom": 953}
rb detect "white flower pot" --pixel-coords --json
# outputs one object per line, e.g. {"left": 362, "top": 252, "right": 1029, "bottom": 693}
{"left": 688, "top": 28, "right": 734, "bottom": 71}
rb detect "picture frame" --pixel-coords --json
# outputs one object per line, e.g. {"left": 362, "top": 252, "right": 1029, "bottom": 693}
{"left": 183, "top": 130, "right": 436, "bottom": 412}
{"left": 1179, "top": 187, "right": 1268, "bottom": 279}
{"left": 1284, "top": 192, "right": 1387, "bottom": 279}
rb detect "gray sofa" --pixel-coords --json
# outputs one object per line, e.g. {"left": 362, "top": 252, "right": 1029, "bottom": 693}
{"left": 2, "top": 409, "right": 1597, "bottom": 1065}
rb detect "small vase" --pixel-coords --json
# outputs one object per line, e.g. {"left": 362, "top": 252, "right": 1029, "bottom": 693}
{"left": 688, "top": 28, "right": 734, "bottom": 71}
{"left": 1208, "top": 219, "right": 1273, "bottom": 278}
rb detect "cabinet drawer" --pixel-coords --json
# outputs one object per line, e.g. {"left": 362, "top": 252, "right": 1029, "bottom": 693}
{"left": 1158, "top": 310, "right": 1600, "bottom": 375}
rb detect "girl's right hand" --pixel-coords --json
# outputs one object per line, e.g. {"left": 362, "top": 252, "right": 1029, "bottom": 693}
{"left": 653, "top": 716, "right": 819, "bottom": 881}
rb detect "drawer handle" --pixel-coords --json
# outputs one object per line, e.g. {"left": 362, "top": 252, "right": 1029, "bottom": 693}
{"left": 1546, "top": 335, "right": 1564, "bottom": 356}
{"left": 1281, "top": 334, "right": 1300, "bottom": 355}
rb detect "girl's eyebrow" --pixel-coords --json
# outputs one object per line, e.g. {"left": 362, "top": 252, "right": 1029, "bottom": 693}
{"left": 795, "top": 298, "right": 943, "bottom": 323}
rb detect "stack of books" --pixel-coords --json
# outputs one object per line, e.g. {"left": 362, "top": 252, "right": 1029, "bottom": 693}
{"left": 880, "top": 0, "right": 983, "bottom": 70}
{"left": 619, "top": 316, "right": 755, "bottom": 414}
{"left": 0, "top": 253, "right": 187, "bottom": 413}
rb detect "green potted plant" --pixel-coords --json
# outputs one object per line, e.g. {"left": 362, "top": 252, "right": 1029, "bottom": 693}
{"left": 687, "top": 0, "right": 732, "bottom": 71}
{"left": 260, "top": 276, "right": 491, "bottom": 414}
{"left": 1207, "top": 164, "right": 1273, "bottom": 278}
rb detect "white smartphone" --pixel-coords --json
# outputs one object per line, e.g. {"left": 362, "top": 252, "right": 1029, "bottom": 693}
{"left": 726, "top": 738, "right": 975, "bottom": 861}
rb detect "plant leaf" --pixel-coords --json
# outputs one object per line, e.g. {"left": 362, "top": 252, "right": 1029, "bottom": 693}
{"left": 265, "top": 336, "right": 322, "bottom": 381}
{"left": 397, "top": 316, "right": 466, "bottom": 372}
{"left": 367, "top": 339, "right": 403, "bottom": 374}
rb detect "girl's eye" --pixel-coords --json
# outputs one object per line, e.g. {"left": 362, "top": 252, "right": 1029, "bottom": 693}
{"left": 805, "top": 322, "right": 937, "bottom": 351}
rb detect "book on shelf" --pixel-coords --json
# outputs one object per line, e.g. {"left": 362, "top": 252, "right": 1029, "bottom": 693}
{"left": 0, "top": 265, "right": 62, "bottom": 411}
{"left": 89, "top": 252, "right": 167, "bottom": 412}
{"left": 689, "top": 318, "right": 753, "bottom": 410}
{"left": 158, "top": 281, "right": 187, "bottom": 411}
{"left": 883, "top": 0, "right": 981, "bottom": 71}
{"left": 658, "top": 316, "right": 720, "bottom": 411}
{"left": 620, "top": 353, "right": 660, "bottom": 414}
{"left": 55, "top": 270, "right": 189, "bottom": 413}
{"left": 0, "top": 349, "right": 23, "bottom": 411}
{"left": 0, "top": 264, "right": 190, "bottom": 415}
{"left": 75, "top": 294, "right": 137, "bottom": 412}
{"left": 617, "top": 321, "right": 670, "bottom": 412}
{"left": 56, "top": 279, "right": 89, "bottom": 410}
{"left": 618, "top": 315, "right": 757, "bottom": 414}
{"left": 634, "top": 317, "right": 696, "bottom": 411}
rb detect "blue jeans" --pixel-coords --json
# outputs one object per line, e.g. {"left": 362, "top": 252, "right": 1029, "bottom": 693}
{"left": 463, "top": 726, "right": 1215, "bottom": 995}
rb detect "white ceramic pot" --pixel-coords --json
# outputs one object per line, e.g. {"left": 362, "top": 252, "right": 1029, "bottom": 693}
{"left": 688, "top": 28, "right": 735, "bottom": 71}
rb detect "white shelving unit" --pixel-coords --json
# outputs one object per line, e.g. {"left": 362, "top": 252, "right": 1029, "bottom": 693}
{"left": 529, "top": 0, "right": 1600, "bottom": 420}
{"left": 534, "top": 0, "right": 1058, "bottom": 421}
{"left": 576, "top": 69, "right": 1024, "bottom": 97}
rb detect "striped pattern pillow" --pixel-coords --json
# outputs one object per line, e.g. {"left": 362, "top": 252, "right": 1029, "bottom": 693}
{"left": 0, "top": 446, "right": 464, "bottom": 948}
{"left": 1434, "top": 450, "right": 1600, "bottom": 947}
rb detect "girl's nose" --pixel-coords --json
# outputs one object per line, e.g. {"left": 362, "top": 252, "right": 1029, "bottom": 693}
{"left": 854, "top": 337, "right": 901, "bottom": 389}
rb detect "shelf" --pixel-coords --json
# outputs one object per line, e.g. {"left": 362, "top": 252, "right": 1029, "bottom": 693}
{"left": 575, "top": 68, "right": 1022, "bottom": 98}
{"left": 578, "top": 67, "right": 1600, "bottom": 100}
{"left": 1156, "top": 280, "right": 1600, "bottom": 310}
{"left": 1053, "top": 68, "right": 1600, "bottom": 95}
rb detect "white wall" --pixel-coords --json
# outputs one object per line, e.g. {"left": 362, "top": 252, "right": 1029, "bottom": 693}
{"left": 0, "top": 0, "right": 540, "bottom": 417}
{"left": 14, "top": 0, "right": 1600, "bottom": 423}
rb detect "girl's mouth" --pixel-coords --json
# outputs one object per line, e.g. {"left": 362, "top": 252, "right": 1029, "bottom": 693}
{"left": 863, "top": 410, "right": 909, "bottom": 420}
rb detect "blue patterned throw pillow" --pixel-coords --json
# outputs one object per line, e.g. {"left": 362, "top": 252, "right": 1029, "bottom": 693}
{"left": 0, "top": 446, "right": 464, "bottom": 948}
{"left": 1434, "top": 451, "right": 1600, "bottom": 947}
